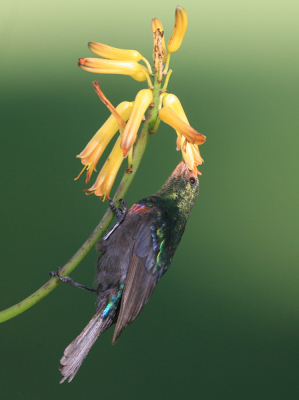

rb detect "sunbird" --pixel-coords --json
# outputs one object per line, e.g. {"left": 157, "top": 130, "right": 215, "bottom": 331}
{"left": 51, "top": 161, "right": 200, "bottom": 383}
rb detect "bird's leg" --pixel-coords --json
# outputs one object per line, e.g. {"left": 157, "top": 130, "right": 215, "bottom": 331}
{"left": 103, "top": 199, "right": 128, "bottom": 240}
{"left": 49, "top": 267, "right": 97, "bottom": 295}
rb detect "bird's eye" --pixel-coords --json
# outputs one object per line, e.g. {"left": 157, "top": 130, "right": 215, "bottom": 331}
{"left": 189, "top": 177, "right": 196, "bottom": 185}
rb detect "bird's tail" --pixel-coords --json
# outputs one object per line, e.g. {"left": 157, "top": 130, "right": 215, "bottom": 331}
{"left": 59, "top": 309, "right": 114, "bottom": 383}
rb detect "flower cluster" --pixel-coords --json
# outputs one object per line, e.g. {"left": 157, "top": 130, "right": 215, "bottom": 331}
{"left": 76, "top": 6, "right": 206, "bottom": 200}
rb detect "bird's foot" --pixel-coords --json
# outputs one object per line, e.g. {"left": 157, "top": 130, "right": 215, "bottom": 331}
{"left": 109, "top": 199, "right": 127, "bottom": 222}
{"left": 103, "top": 199, "right": 128, "bottom": 240}
{"left": 49, "top": 267, "right": 97, "bottom": 295}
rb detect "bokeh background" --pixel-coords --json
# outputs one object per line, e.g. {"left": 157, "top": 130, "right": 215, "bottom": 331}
{"left": 1, "top": 0, "right": 299, "bottom": 398}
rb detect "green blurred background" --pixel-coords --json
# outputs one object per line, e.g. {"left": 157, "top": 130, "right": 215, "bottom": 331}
{"left": 1, "top": 0, "right": 299, "bottom": 398}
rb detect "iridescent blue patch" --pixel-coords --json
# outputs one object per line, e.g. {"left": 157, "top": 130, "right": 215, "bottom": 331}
{"left": 102, "top": 285, "right": 124, "bottom": 319}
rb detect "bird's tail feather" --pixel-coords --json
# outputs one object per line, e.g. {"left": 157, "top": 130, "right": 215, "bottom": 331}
{"left": 59, "top": 309, "right": 113, "bottom": 383}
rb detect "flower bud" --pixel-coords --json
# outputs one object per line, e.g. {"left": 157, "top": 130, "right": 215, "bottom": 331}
{"left": 88, "top": 42, "right": 143, "bottom": 62}
{"left": 121, "top": 89, "right": 153, "bottom": 156}
{"left": 167, "top": 6, "right": 188, "bottom": 53}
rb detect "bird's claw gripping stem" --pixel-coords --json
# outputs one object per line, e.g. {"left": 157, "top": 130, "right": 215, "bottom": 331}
{"left": 49, "top": 267, "right": 97, "bottom": 294}
{"left": 103, "top": 199, "right": 128, "bottom": 240}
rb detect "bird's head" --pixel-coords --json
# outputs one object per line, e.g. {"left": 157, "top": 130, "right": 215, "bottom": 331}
{"left": 156, "top": 161, "right": 199, "bottom": 215}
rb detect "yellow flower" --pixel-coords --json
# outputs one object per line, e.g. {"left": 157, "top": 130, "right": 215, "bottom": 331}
{"left": 160, "top": 94, "right": 205, "bottom": 170}
{"left": 79, "top": 58, "right": 153, "bottom": 89}
{"left": 88, "top": 42, "right": 153, "bottom": 74}
{"left": 76, "top": 6, "right": 205, "bottom": 198}
{"left": 167, "top": 6, "right": 188, "bottom": 54}
{"left": 76, "top": 101, "right": 133, "bottom": 183}
{"left": 87, "top": 136, "right": 123, "bottom": 200}
{"left": 121, "top": 89, "right": 153, "bottom": 157}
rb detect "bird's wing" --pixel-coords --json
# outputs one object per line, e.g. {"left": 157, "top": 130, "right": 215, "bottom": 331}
{"left": 112, "top": 205, "right": 168, "bottom": 344}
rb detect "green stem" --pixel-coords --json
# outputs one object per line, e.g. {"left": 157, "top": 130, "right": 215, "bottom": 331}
{"left": 141, "top": 56, "right": 153, "bottom": 75}
{"left": 163, "top": 53, "right": 171, "bottom": 74}
{"left": 0, "top": 75, "right": 162, "bottom": 324}
{"left": 161, "top": 69, "right": 173, "bottom": 92}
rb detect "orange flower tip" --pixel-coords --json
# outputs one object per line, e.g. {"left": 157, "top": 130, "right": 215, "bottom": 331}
{"left": 85, "top": 174, "right": 91, "bottom": 184}
{"left": 122, "top": 148, "right": 128, "bottom": 157}
{"left": 78, "top": 58, "right": 86, "bottom": 66}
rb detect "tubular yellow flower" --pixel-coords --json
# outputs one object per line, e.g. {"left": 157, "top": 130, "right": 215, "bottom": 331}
{"left": 159, "top": 107, "right": 206, "bottom": 145}
{"left": 167, "top": 6, "right": 188, "bottom": 53}
{"left": 88, "top": 42, "right": 143, "bottom": 62}
{"left": 121, "top": 89, "right": 153, "bottom": 157}
{"left": 78, "top": 58, "right": 143, "bottom": 77}
{"left": 88, "top": 136, "right": 124, "bottom": 200}
{"left": 88, "top": 42, "right": 153, "bottom": 74}
{"left": 151, "top": 18, "right": 167, "bottom": 63}
{"left": 159, "top": 98, "right": 205, "bottom": 170}
{"left": 76, "top": 101, "right": 133, "bottom": 183}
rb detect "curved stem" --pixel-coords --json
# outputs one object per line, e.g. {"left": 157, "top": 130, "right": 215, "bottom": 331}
{"left": 161, "top": 69, "right": 173, "bottom": 92}
{"left": 0, "top": 75, "right": 162, "bottom": 324}
{"left": 163, "top": 53, "right": 171, "bottom": 74}
{"left": 141, "top": 56, "right": 153, "bottom": 75}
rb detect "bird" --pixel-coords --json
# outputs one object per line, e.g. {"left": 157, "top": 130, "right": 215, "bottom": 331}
{"left": 51, "top": 161, "right": 200, "bottom": 383}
